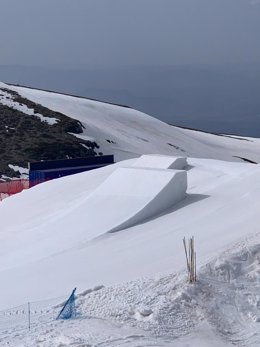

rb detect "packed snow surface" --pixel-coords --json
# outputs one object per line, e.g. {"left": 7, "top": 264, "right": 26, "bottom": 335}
{"left": 0, "top": 154, "right": 259, "bottom": 346}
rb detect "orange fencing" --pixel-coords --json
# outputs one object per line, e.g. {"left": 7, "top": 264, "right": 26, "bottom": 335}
{"left": 0, "top": 179, "right": 29, "bottom": 201}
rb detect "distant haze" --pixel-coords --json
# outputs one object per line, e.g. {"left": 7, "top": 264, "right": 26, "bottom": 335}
{"left": 0, "top": 0, "right": 260, "bottom": 136}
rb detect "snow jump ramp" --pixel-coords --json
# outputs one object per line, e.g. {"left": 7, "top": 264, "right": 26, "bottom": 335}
{"left": 0, "top": 160, "right": 188, "bottom": 265}
{"left": 81, "top": 166, "right": 187, "bottom": 235}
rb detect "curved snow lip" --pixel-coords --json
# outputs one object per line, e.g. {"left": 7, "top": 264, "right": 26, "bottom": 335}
{"left": 70, "top": 166, "right": 188, "bottom": 238}
{"left": 107, "top": 167, "right": 187, "bottom": 233}
{"left": 132, "top": 154, "right": 187, "bottom": 170}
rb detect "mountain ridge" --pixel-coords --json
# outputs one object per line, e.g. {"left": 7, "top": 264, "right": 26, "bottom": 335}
{"left": 0, "top": 81, "right": 259, "bottom": 180}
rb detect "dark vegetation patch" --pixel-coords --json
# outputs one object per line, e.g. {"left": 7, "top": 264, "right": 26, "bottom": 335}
{"left": 167, "top": 143, "right": 185, "bottom": 153}
{"left": 0, "top": 88, "right": 99, "bottom": 179}
{"left": 233, "top": 156, "right": 257, "bottom": 164}
{"left": 220, "top": 134, "right": 252, "bottom": 142}
{"left": 106, "top": 139, "right": 116, "bottom": 144}
{"left": 136, "top": 137, "right": 149, "bottom": 142}
{"left": 171, "top": 124, "right": 253, "bottom": 142}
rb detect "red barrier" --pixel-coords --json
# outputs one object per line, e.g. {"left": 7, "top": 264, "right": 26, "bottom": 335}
{"left": 0, "top": 179, "right": 29, "bottom": 200}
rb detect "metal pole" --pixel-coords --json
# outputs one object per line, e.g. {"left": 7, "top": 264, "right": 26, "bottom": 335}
{"left": 28, "top": 302, "right": 31, "bottom": 331}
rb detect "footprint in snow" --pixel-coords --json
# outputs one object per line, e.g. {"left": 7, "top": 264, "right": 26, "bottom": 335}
{"left": 134, "top": 308, "right": 153, "bottom": 321}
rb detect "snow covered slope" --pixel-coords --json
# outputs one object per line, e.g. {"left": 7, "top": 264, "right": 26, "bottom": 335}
{"left": 1, "top": 81, "right": 260, "bottom": 163}
{"left": 0, "top": 155, "right": 259, "bottom": 346}
{"left": 0, "top": 81, "right": 260, "bottom": 346}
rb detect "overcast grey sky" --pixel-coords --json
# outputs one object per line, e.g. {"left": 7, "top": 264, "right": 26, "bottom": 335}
{"left": 1, "top": 0, "right": 260, "bottom": 69}
{"left": 1, "top": 0, "right": 260, "bottom": 137}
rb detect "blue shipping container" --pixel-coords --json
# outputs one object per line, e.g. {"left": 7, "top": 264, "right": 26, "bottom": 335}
{"left": 29, "top": 155, "right": 114, "bottom": 187}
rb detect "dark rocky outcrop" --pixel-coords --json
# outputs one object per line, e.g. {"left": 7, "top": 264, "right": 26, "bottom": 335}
{"left": 0, "top": 88, "right": 99, "bottom": 179}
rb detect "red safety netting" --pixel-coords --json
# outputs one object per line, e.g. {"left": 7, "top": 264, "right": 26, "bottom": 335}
{"left": 0, "top": 179, "right": 29, "bottom": 201}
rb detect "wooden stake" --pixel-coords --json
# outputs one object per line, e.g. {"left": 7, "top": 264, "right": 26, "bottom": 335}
{"left": 183, "top": 236, "right": 197, "bottom": 283}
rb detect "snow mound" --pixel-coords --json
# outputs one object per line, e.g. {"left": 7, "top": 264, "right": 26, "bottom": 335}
{"left": 73, "top": 240, "right": 259, "bottom": 346}
{"left": 3, "top": 241, "right": 258, "bottom": 347}
{"left": 132, "top": 154, "right": 187, "bottom": 170}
